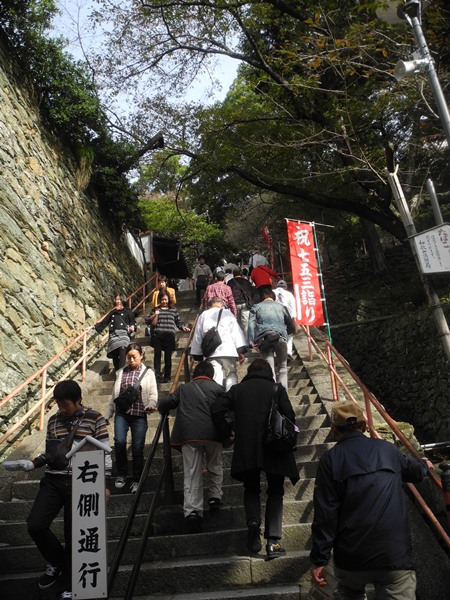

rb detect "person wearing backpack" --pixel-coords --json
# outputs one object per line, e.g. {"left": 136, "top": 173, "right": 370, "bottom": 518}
{"left": 192, "top": 255, "right": 213, "bottom": 307}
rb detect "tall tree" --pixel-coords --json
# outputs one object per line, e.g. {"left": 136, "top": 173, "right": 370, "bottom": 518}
{"left": 88, "top": 0, "right": 450, "bottom": 250}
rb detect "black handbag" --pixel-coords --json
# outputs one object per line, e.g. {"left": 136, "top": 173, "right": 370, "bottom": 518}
{"left": 201, "top": 309, "right": 223, "bottom": 357}
{"left": 113, "top": 367, "right": 148, "bottom": 412}
{"left": 46, "top": 408, "right": 90, "bottom": 470}
{"left": 264, "top": 384, "right": 297, "bottom": 454}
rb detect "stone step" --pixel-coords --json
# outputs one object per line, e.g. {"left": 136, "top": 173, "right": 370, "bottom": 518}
{"left": 0, "top": 498, "right": 314, "bottom": 544}
{"left": 110, "top": 583, "right": 302, "bottom": 600}
{"left": 0, "top": 549, "right": 312, "bottom": 599}
{"left": 0, "top": 521, "right": 312, "bottom": 573}
{"left": 8, "top": 468, "right": 318, "bottom": 503}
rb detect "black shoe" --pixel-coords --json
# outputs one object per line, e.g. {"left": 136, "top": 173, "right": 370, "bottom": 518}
{"left": 185, "top": 513, "right": 202, "bottom": 534}
{"left": 39, "top": 564, "right": 62, "bottom": 589}
{"left": 265, "top": 541, "right": 286, "bottom": 561}
{"left": 208, "top": 497, "right": 223, "bottom": 511}
{"left": 163, "top": 377, "right": 172, "bottom": 384}
{"left": 247, "top": 520, "right": 262, "bottom": 553}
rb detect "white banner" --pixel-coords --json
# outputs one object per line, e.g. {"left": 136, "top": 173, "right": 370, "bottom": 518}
{"left": 72, "top": 447, "right": 108, "bottom": 599}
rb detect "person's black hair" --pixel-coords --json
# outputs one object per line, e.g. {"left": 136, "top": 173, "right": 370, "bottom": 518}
{"left": 193, "top": 361, "right": 215, "bottom": 379}
{"left": 114, "top": 291, "right": 127, "bottom": 304}
{"left": 247, "top": 358, "right": 273, "bottom": 376}
{"left": 259, "top": 287, "right": 275, "bottom": 301}
{"left": 158, "top": 290, "right": 173, "bottom": 308}
{"left": 126, "top": 342, "right": 143, "bottom": 355}
{"left": 53, "top": 380, "right": 82, "bottom": 404}
{"left": 233, "top": 268, "right": 242, "bottom": 276}
{"left": 158, "top": 275, "right": 168, "bottom": 284}
{"left": 198, "top": 254, "right": 206, "bottom": 260}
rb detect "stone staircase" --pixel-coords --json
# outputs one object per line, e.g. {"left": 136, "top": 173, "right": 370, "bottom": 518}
{"left": 3, "top": 290, "right": 449, "bottom": 599}
{"left": 0, "top": 290, "right": 335, "bottom": 599}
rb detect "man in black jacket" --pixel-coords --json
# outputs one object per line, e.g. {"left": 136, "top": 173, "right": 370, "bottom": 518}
{"left": 310, "top": 400, "right": 431, "bottom": 599}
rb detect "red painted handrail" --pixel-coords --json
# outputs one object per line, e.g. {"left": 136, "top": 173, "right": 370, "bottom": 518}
{"left": 0, "top": 275, "right": 157, "bottom": 446}
{"left": 300, "top": 325, "right": 450, "bottom": 551}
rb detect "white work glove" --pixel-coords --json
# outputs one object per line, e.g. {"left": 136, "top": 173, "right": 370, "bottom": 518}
{"left": 2, "top": 460, "right": 35, "bottom": 471}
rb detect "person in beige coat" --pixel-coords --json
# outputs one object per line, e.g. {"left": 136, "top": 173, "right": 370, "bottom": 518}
{"left": 104, "top": 343, "right": 158, "bottom": 493}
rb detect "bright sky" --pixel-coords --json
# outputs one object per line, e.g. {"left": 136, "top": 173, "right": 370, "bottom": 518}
{"left": 52, "top": 0, "right": 239, "bottom": 105}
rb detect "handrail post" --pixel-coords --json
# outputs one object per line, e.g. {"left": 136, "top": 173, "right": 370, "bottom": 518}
{"left": 363, "top": 390, "right": 375, "bottom": 437}
{"left": 40, "top": 370, "right": 47, "bottom": 431}
{"left": 306, "top": 325, "right": 313, "bottom": 361}
{"left": 81, "top": 331, "right": 87, "bottom": 382}
{"left": 326, "top": 344, "right": 339, "bottom": 401}
{"left": 183, "top": 354, "right": 191, "bottom": 383}
{"left": 162, "top": 416, "right": 175, "bottom": 504}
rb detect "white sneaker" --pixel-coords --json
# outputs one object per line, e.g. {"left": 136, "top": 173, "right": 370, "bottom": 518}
{"left": 115, "top": 476, "right": 127, "bottom": 489}
{"left": 130, "top": 481, "right": 139, "bottom": 494}
{"left": 60, "top": 592, "right": 72, "bottom": 600}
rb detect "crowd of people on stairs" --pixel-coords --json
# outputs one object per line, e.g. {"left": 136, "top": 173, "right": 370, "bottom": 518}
{"left": 2, "top": 249, "right": 433, "bottom": 600}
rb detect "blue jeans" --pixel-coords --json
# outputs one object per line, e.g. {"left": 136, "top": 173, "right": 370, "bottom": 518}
{"left": 114, "top": 413, "right": 148, "bottom": 481}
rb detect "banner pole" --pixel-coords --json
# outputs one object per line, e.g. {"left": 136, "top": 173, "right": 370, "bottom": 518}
{"left": 311, "top": 222, "right": 332, "bottom": 344}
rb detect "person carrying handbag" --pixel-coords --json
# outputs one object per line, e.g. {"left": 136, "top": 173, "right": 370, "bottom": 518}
{"left": 104, "top": 343, "right": 158, "bottom": 493}
{"left": 211, "top": 358, "right": 299, "bottom": 561}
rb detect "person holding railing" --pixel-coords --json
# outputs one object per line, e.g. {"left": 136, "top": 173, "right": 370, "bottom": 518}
{"left": 94, "top": 292, "right": 137, "bottom": 371}
{"left": 310, "top": 400, "right": 433, "bottom": 600}
{"left": 158, "top": 360, "right": 225, "bottom": 534}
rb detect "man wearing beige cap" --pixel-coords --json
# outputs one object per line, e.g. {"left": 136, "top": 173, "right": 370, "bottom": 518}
{"left": 310, "top": 400, "right": 431, "bottom": 600}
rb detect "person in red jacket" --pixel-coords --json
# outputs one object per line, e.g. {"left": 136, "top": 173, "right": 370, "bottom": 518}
{"left": 250, "top": 264, "right": 279, "bottom": 300}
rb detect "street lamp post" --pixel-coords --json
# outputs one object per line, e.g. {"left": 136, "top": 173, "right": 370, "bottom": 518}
{"left": 377, "top": 0, "right": 450, "bottom": 364}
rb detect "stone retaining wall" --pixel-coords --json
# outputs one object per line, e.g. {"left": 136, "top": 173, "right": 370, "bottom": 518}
{"left": 330, "top": 303, "right": 450, "bottom": 441}
{"left": 0, "top": 35, "right": 142, "bottom": 404}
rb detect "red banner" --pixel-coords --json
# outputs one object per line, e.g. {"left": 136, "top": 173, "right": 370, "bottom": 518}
{"left": 261, "top": 224, "right": 274, "bottom": 267}
{"left": 286, "top": 220, "right": 325, "bottom": 326}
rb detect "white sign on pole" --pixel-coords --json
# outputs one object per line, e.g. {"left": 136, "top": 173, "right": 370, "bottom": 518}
{"left": 412, "top": 224, "right": 450, "bottom": 274}
{"left": 71, "top": 440, "right": 109, "bottom": 599}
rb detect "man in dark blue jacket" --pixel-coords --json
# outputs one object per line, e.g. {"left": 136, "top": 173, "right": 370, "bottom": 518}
{"left": 310, "top": 400, "right": 431, "bottom": 600}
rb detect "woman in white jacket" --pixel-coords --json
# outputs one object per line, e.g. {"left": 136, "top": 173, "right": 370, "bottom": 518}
{"left": 105, "top": 343, "right": 158, "bottom": 493}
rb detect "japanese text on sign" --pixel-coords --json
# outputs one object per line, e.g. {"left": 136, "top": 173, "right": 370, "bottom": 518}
{"left": 286, "top": 220, "right": 325, "bottom": 326}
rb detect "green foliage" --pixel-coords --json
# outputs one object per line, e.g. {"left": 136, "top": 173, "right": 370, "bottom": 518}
{"left": 0, "top": 0, "right": 152, "bottom": 226}
{"left": 138, "top": 195, "right": 221, "bottom": 257}
{"left": 0, "top": 0, "right": 104, "bottom": 145}
{"left": 89, "top": 0, "right": 450, "bottom": 255}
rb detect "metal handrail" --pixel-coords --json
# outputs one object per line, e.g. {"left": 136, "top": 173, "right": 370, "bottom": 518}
{"left": 300, "top": 324, "right": 450, "bottom": 551}
{"left": 107, "top": 307, "right": 200, "bottom": 598}
{"left": 0, "top": 274, "right": 157, "bottom": 448}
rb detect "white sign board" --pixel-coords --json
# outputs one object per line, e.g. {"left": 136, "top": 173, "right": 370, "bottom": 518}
{"left": 72, "top": 446, "right": 108, "bottom": 599}
{"left": 412, "top": 224, "right": 450, "bottom": 274}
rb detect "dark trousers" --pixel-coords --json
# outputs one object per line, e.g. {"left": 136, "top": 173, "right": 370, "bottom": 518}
{"left": 196, "top": 286, "right": 206, "bottom": 307}
{"left": 27, "top": 474, "right": 71, "bottom": 576}
{"left": 153, "top": 346, "right": 173, "bottom": 379}
{"left": 241, "top": 469, "right": 285, "bottom": 540}
{"left": 110, "top": 346, "right": 127, "bottom": 371}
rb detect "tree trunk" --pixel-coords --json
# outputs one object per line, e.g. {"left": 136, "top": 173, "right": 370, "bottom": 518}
{"left": 361, "top": 218, "right": 387, "bottom": 274}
